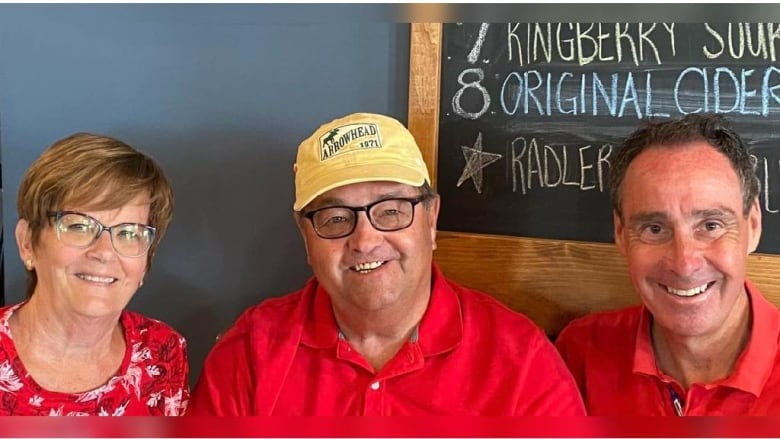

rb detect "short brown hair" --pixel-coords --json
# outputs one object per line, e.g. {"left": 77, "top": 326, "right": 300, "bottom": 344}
{"left": 610, "top": 114, "right": 758, "bottom": 219}
{"left": 17, "top": 133, "right": 174, "bottom": 296}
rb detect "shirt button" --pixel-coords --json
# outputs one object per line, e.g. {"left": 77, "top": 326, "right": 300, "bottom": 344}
{"left": 370, "top": 381, "right": 380, "bottom": 390}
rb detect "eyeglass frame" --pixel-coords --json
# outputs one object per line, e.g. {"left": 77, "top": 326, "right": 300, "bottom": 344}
{"left": 47, "top": 210, "right": 157, "bottom": 258}
{"left": 302, "top": 195, "right": 431, "bottom": 239}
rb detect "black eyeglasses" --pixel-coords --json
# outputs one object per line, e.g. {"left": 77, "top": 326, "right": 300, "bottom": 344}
{"left": 303, "top": 196, "right": 429, "bottom": 239}
{"left": 47, "top": 211, "right": 156, "bottom": 258}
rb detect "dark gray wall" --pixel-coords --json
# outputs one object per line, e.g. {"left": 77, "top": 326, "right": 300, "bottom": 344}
{"left": 0, "top": 4, "right": 409, "bottom": 385}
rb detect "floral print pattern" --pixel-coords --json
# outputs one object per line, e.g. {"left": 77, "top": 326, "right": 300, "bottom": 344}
{"left": 0, "top": 304, "right": 189, "bottom": 416}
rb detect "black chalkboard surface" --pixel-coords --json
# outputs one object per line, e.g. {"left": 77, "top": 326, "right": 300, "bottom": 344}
{"left": 437, "top": 23, "right": 780, "bottom": 254}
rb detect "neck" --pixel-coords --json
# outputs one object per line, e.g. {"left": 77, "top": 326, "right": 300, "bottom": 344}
{"left": 13, "top": 295, "right": 122, "bottom": 356}
{"left": 652, "top": 292, "right": 752, "bottom": 390}
{"left": 333, "top": 290, "right": 430, "bottom": 372}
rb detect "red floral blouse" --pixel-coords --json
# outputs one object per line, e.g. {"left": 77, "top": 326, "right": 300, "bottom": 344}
{"left": 0, "top": 303, "right": 189, "bottom": 416}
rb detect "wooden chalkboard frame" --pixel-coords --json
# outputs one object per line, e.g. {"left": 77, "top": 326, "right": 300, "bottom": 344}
{"left": 407, "top": 23, "right": 780, "bottom": 335}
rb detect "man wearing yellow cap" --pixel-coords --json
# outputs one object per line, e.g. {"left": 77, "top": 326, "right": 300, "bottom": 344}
{"left": 189, "top": 113, "right": 585, "bottom": 415}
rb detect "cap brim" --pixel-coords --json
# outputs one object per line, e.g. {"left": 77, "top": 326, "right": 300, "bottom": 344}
{"left": 294, "top": 163, "right": 428, "bottom": 211}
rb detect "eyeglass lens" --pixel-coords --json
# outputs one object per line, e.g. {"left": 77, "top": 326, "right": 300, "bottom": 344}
{"left": 54, "top": 212, "right": 154, "bottom": 257}
{"left": 311, "top": 198, "right": 417, "bottom": 239}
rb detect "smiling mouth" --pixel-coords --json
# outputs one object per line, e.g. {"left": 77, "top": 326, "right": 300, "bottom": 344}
{"left": 350, "top": 261, "right": 385, "bottom": 274}
{"left": 76, "top": 274, "right": 117, "bottom": 284}
{"left": 665, "top": 281, "right": 714, "bottom": 297}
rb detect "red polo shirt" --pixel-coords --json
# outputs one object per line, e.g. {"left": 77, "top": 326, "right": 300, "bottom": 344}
{"left": 555, "top": 280, "right": 780, "bottom": 415}
{"left": 189, "top": 264, "right": 584, "bottom": 415}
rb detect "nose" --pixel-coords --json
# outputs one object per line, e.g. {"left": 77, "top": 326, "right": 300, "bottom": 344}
{"left": 665, "top": 230, "right": 704, "bottom": 278}
{"left": 86, "top": 229, "right": 116, "bottom": 261}
{"left": 346, "top": 211, "right": 384, "bottom": 252}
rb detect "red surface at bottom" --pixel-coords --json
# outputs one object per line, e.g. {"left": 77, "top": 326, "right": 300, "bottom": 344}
{"left": 0, "top": 417, "right": 778, "bottom": 437}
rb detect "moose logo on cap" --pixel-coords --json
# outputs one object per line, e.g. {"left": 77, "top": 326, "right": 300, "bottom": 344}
{"left": 319, "top": 123, "right": 382, "bottom": 161}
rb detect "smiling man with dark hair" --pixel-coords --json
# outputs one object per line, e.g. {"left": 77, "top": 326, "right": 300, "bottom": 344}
{"left": 190, "top": 112, "right": 584, "bottom": 416}
{"left": 556, "top": 114, "right": 780, "bottom": 415}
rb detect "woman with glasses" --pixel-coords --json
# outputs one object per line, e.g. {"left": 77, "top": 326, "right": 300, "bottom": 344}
{"left": 4, "top": 133, "right": 188, "bottom": 416}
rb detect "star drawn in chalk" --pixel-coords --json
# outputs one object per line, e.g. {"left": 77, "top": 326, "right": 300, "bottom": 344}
{"left": 456, "top": 132, "right": 503, "bottom": 194}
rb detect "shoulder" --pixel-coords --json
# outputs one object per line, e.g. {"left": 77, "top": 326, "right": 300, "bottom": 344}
{"left": 121, "top": 310, "right": 187, "bottom": 350}
{"left": 559, "top": 305, "right": 643, "bottom": 339}
{"left": 229, "top": 287, "right": 309, "bottom": 335}
{"left": 0, "top": 304, "right": 19, "bottom": 338}
{"left": 442, "top": 278, "right": 585, "bottom": 414}
{"left": 555, "top": 305, "right": 643, "bottom": 359}
{"left": 207, "top": 283, "right": 312, "bottom": 357}
{"left": 448, "top": 278, "right": 546, "bottom": 338}
{"left": 442, "top": 278, "right": 560, "bottom": 365}
{"left": 193, "top": 285, "right": 312, "bottom": 401}
{"left": 0, "top": 304, "right": 19, "bottom": 315}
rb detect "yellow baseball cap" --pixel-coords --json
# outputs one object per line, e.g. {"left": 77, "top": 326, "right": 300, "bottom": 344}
{"left": 293, "top": 113, "right": 431, "bottom": 211}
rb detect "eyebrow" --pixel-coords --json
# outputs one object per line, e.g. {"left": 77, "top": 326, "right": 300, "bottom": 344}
{"left": 627, "top": 211, "right": 668, "bottom": 225}
{"left": 627, "top": 207, "right": 738, "bottom": 225}
{"left": 692, "top": 207, "right": 738, "bottom": 220}
{"left": 311, "top": 190, "right": 416, "bottom": 209}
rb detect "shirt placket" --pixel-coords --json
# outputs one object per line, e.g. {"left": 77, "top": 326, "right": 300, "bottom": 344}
{"left": 357, "top": 342, "right": 424, "bottom": 415}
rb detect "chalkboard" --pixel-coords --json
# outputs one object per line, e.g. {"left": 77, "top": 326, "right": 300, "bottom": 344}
{"left": 436, "top": 23, "right": 780, "bottom": 254}
{"left": 408, "top": 23, "right": 780, "bottom": 335}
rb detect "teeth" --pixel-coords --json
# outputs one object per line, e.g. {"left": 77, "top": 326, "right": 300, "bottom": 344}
{"left": 666, "top": 283, "right": 709, "bottom": 297}
{"left": 77, "top": 274, "right": 116, "bottom": 284}
{"left": 352, "top": 261, "right": 384, "bottom": 273}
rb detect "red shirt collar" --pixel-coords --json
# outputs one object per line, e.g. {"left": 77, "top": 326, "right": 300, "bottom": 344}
{"left": 633, "top": 279, "right": 780, "bottom": 395}
{"left": 300, "top": 263, "right": 462, "bottom": 357}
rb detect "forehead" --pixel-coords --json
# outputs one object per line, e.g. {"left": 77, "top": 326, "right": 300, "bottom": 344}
{"left": 620, "top": 141, "right": 743, "bottom": 211}
{"left": 627, "top": 141, "right": 737, "bottom": 180}
{"left": 62, "top": 186, "right": 152, "bottom": 211}
{"left": 310, "top": 181, "right": 419, "bottom": 207}
{"left": 63, "top": 192, "right": 151, "bottom": 215}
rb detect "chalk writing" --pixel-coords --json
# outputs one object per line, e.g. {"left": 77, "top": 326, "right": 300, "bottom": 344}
{"left": 452, "top": 68, "right": 490, "bottom": 120}
{"left": 703, "top": 23, "right": 780, "bottom": 61}
{"left": 509, "top": 137, "right": 612, "bottom": 195}
{"left": 506, "top": 23, "right": 676, "bottom": 67}
{"left": 466, "top": 23, "right": 490, "bottom": 64}
{"left": 438, "top": 22, "right": 780, "bottom": 253}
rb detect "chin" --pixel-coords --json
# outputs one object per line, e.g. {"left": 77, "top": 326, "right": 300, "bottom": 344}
{"left": 658, "top": 318, "right": 715, "bottom": 338}
{"left": 73, "top": 300, "right": 125, "bottom": 319}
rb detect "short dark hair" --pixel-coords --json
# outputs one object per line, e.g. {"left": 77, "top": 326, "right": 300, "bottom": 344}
{"left": 609, "top": 114, "right": 758, "bottom": 219}
{"left": 419, "top": 181, "right": 437, "bottom": 209}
